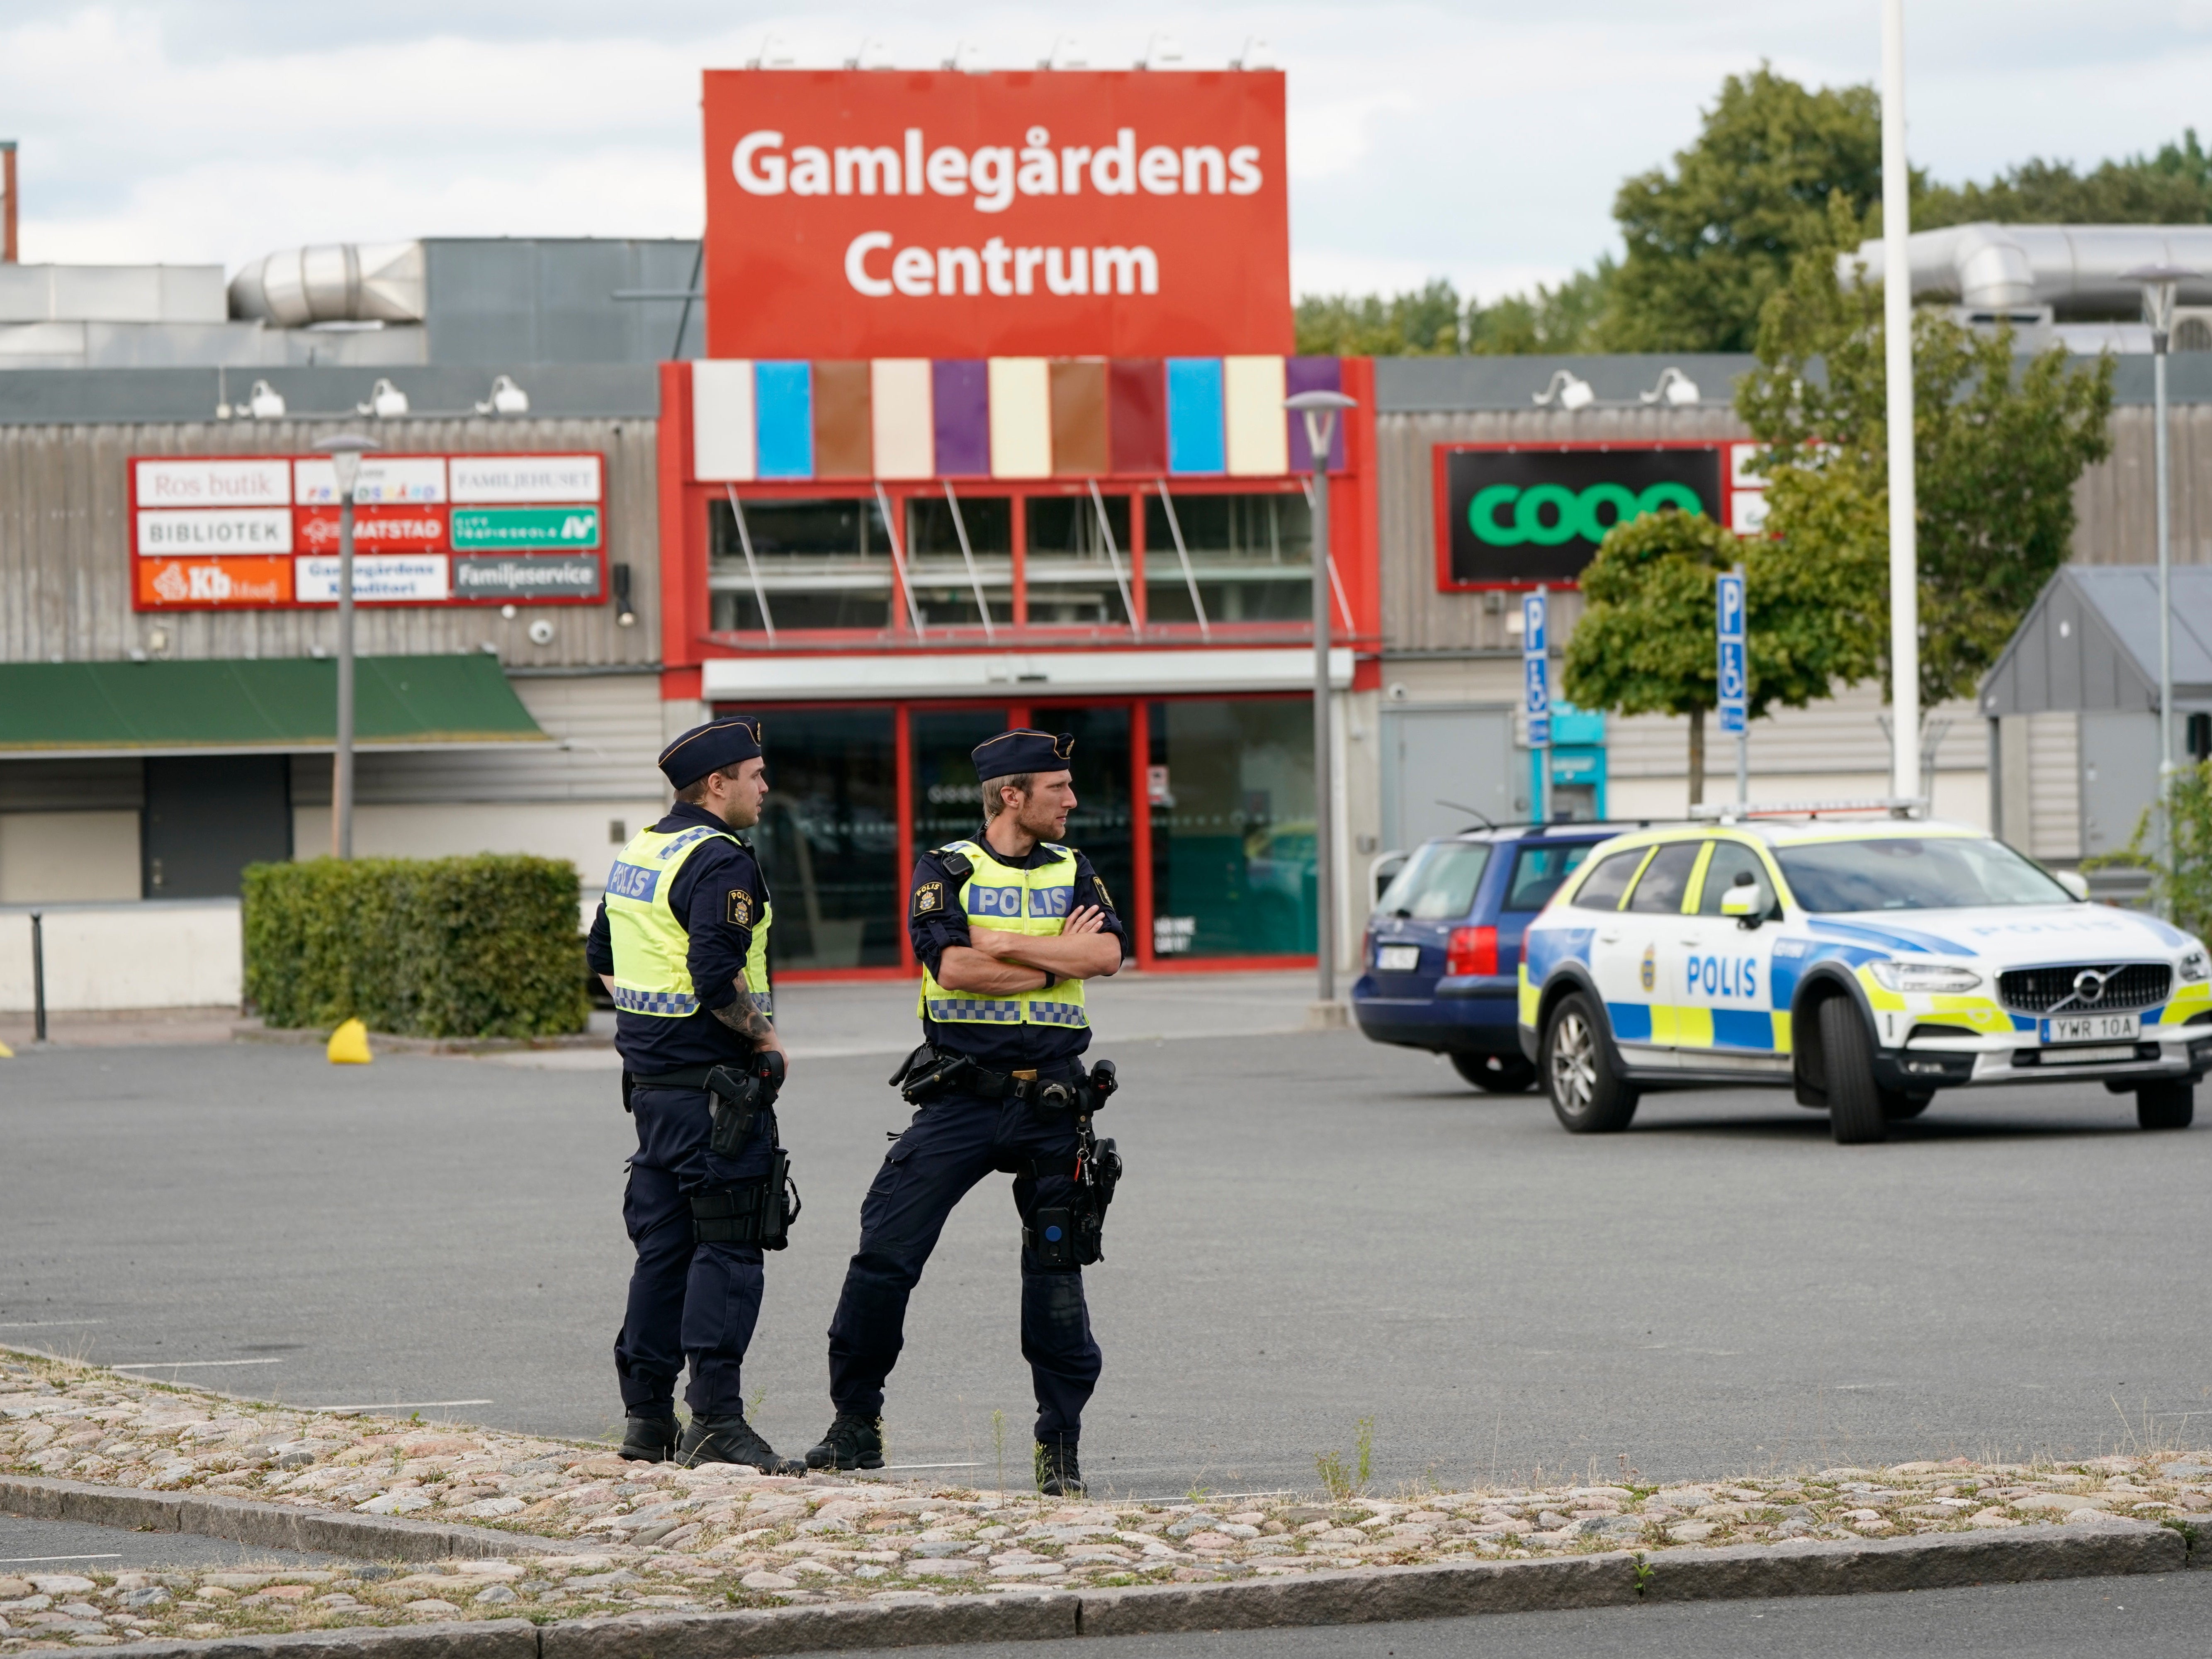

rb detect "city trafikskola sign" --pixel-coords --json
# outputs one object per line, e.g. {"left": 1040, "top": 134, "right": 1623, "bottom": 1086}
{"left": 701, "top": 69, "right": 1291, "bottom": 360}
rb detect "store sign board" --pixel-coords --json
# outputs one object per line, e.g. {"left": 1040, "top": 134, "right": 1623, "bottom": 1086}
{"left": 134, "top": 458, "right": 291, "bottom": 508}
{"left": 450, "top": 454, "right": 603, "bottom": 503}
{"left": 136, "top": 508, "right": 292, "bottom": 556}
{"left": 452, "top": 555, "right": 604, "bottom": 599}
{"left": 701, "top": 68, "right": 1291, "bottom": 360}
{"left": 1435, "top": 443, "right": 1725, "bottom": 588}
{"left": 130, "top": 452, "right": 606, "bottom": 611}
{"left": 296, "top": 506, "right": 449, "bottom": 555}
{"left": 136, "top": 556, "right": 292, "bottom": 608}
{"left": 294, "top": 456, "right": 449, "bottom": 506}
{"left": 450, "top": 506, "right": 601, "bottom": 550}
{"left": 294, "top": 555, "right": 451, "bottom": 604}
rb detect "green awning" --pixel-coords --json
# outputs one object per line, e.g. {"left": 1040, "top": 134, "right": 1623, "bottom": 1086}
{"left": 0, "top": 655, "right": 551, "bottom": 758}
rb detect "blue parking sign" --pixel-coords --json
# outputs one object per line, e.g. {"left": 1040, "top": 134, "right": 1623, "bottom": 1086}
{"left": 1523, "top": 589, "right": 1550, "bottom": 746}
{"left": 1716, "top": 572, "right": 1746, "bottom": 736}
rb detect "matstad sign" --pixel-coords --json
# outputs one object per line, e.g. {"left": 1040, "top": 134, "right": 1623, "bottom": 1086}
{"left": 129, "top": 452, "right": 607, "bottom": 611}
{"left": 702, "top": 68, "right": 1291, "bottom": 360}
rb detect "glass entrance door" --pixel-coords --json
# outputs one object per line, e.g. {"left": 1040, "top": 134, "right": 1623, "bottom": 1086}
{"left": 910, "top": 708, "right": 1013, "bottom": 857}
{"left": 1032, "top": 704, "right": 1133, "bottom": 938}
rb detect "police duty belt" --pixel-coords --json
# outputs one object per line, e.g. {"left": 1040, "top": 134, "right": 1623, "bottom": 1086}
{"left": 890, "top": 1046, "right": 1118, "bottom": 1114}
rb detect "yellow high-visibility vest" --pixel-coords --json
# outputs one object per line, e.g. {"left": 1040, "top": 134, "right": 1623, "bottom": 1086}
{"left": 604, "top": 822, "right": 772, "bottom": 1018}
{"left": 916, "top": 839, "right": 1087, "bottom": 1029}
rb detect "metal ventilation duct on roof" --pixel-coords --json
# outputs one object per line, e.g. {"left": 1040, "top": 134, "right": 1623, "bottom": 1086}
{"left": 229, "top": 242, "right": 425, "bottom": 327}
{"left": 1842, "top": 224, "right": 2212, "bottom": 316}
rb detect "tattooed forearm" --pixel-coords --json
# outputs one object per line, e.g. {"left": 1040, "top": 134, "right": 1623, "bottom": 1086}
{"left": 711, "top": 985, "right": 776, "bottom": 1041}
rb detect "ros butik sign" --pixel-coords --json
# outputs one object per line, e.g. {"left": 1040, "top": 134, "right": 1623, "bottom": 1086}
{"left": 129, "top": 453, "right": 605, "bottom": 611}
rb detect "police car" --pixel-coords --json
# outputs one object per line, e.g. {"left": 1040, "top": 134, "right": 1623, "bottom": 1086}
{"left": 1516, "top": 805, "right": 2212, "bottom": 1143}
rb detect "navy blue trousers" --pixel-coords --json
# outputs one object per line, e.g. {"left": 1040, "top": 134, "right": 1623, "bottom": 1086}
{"left": 614, "top": 1082, "right": 774, "bottom": 1420}
{"left": 826, "top": 1086, "right": 1103, "bottom": 1445}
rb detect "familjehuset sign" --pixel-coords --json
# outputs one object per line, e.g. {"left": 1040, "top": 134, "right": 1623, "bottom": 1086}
{"left": 701, "top": 68, "right": 1291, "bottom": 360}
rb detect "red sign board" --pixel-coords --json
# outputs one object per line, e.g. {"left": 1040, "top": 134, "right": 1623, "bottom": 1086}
{"left": 129, "top": 455, "right": 608, "bottom": 611}
{"left": 701, "top": 68, "right": 1291, "bottom": 360}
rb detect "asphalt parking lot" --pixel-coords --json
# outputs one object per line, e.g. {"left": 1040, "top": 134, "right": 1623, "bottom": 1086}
{"left": 4, "top": 976, "right": 2209, "bottom": 1497}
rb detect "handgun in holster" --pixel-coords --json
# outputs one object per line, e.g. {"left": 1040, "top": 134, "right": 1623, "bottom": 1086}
{"left": 704, "top": 1049, "right": 784, "bottom": 1157}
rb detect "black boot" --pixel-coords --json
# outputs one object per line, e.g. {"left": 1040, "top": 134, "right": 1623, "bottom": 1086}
{"left": 676, "top": 1413, "right": 802, "bottom": 1474}
{"left": 804, "top": 1411, "right": 885, "bottom": 1470}
{"left": 619, "top": 1412, "right": 679, "bottom": 1463}
{"left": 1035, "top": 1440, "right": 1085, "bottom": 1497}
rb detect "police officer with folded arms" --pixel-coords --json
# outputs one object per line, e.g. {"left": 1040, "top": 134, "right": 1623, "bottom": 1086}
{"left": 584, "top": 715, "right": 802, "bottom": 1472}
{"left": 805, "top": 729, "right": 1125, "bottom": 1496}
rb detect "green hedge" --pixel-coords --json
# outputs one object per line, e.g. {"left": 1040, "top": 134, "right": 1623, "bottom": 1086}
{"left": 242, "top": 854, "right": 591, "bottom": 1038}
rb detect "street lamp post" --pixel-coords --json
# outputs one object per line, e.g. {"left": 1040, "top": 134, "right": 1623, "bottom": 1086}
{"left": 1286, "top": 388, "right": 1358, "bottom": 1010}
{"left": 2123, "top": 263, "right": 2199, "bottom": 914}
{"left": 1880, "top": 0, "right": 1920, "bottom": 802}
{"left": 315, "top": 434, "right": 380, "bottom": 859}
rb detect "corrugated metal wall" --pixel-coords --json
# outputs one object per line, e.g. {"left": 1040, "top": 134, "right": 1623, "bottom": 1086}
{"left": 2072, "top": 403, "right": 2212, "bottom": 566}
{"left": 0, "top": 416, "right": 661, "bottom": 668}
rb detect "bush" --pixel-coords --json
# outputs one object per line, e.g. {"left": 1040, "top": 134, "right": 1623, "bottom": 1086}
{"left": 243, "top": 854, "right": 591, "bottom": 1039}
{"left": 2083, "top": 761, "right": 2212, "bottom": 939}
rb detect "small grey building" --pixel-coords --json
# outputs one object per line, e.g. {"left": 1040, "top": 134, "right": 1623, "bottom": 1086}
{"left": 1981, "top": 564, "right": 2212, "bottom": 861}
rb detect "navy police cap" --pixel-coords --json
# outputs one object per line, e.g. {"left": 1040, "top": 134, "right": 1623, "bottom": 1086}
{"left": 972, "top": 728, "right": 1074, "bottom": 781}
{"left": 659, "top": 715, "right": 763, "bottom": 789}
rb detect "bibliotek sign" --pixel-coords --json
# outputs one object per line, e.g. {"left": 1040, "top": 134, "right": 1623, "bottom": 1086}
{"left": 129, "top": 453, "right": 607, "bottom": 611}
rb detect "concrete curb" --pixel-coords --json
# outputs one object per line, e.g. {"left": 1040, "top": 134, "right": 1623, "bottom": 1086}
{"left": 230, "top": 1023, "right": 605, "bottom": 1057}
{"left": 0, "top": 1476, "right": 581, "bottom": 1563}
{"left": 61, "top": 1518, "right": 2200, "bottom": 1658}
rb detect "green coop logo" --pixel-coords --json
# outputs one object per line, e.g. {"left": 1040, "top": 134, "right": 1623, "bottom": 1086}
{"left": 1468, "top": 482, "right": 1705, "bottom": 547}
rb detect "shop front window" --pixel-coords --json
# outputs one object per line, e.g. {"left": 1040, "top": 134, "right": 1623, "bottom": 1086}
{"left": 1147, "top": 698, "right": 1315, "bottom": 957}
{"left": 905, "top": 494, "right": 1014, "bottom": 630}
{"left": 742, "top": 707, "right": 901, "bottom": 969}
{"left": 1142, "top": 490, "right": 1312, "bottom": 628}
{"left": 711, "top": 496, "right": 894, "bottom": 633}
{"left": 1026, "top": 493, "right": 1134, "bottom": 628}
{"left": 1035, "top": 704, "right": 1133, "bottom": 951}
{"left": 911, "top": 708, "right": 1011, "bottom": 858}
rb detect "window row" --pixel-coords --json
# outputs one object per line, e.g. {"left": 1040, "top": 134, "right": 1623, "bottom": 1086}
{"left": 707, "top": 487, "right": 1316, "bottom": 635}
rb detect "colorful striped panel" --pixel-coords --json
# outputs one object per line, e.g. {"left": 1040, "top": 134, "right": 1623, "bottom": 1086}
{"left": 1108, "top": 359, "right": 1165, "bottom": 475}
{"left": 871, "top": 359, "right": 934, "bottom": 480}
{"left": 1165, "top": 358, "right": 1225, "bottom": 474}
{"left": 1285, "top": 356, "right": 1346, "bottom": 472}
{"left": 988, "top": 358, "right": 1052, "bottom": 479}
{"left": 1223, "top": 356, "right": 1288, "bottom": 477}
{"left": 754, "top": 361, "right": 813, "bottom": 479}
{"left": 812, "top": 360, "right": 873, "bottom": 479}
{"left": 1049, "top": 360, "right": 1110, "bottom": 477}
{"left": 690, "top": 360, "right": 754, "bottom": 482}
{"left": 933, "top": 359, "right": 990, "bottom": 477}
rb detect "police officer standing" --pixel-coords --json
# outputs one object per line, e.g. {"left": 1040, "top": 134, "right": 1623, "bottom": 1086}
{"left": 584, "top": 715, "right": 802, "bottom": 1472}
{"left": 806, "top": 730, "right": 1125, "bottom": 1497}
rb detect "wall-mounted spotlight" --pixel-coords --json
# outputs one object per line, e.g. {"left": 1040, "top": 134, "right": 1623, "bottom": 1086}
{"left": 475, "top": 374, "right": 530, "bottom": 416}
{"left": 247, "top": 379, "right": 287, "bottom": 419}
{"left": 1533, "top": 369, "right": 1595, "bottom": 411}
{"left": 1141, "top": 32, "right": 1184, "bottom": 69}
{"left": 1640, "top": 366, "right": 1702, "bottom": 406}
{"left": 359, "top": 378, "right": 409, "bottom": 418}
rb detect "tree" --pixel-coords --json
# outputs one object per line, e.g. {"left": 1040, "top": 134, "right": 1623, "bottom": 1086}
{"left": 1600, "top": 66, "right": 1886, "bottom": 353}
{"left": 1295, "top": 280, "right": 1464, "bottom": 356}
{"left": 1737, "top": 195, "right": 2117, "bottom": 714}
{"left": 1561, "top": 507, "right": 1884, "bottom": 804}
{"left": 1914, "top": 128, "right": 2212, "bottom": 230}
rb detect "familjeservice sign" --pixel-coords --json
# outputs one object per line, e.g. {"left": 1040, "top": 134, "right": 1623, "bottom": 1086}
{"left": 701, "top": 68, "right": 1291, "bottom": 360}
{"left": 129, "top": 453, "right": 608, "bottom": 611}
{"left": 1434, "top": 442, "right": 1774, "bottom": 589}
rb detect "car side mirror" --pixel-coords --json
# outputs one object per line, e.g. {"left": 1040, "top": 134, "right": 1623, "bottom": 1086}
{"left": 2054, "top": 869, "right": 2090, "bottom": 902}
{"left": 1720, "top": 874, "right": 1772, "bottom": 928}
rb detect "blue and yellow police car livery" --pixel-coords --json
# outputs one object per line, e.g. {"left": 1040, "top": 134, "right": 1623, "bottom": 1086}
{"left": 1515, "top": 810, "right": 2212, "bottom": 1143}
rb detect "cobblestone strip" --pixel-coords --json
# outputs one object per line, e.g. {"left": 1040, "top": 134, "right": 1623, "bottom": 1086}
{"left": 4, "top": 1350, "right": 2208, "bottom": 1655}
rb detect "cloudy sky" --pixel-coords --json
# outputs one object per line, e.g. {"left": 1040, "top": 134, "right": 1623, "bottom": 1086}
{"left": 2, "top": 2, "right": 2207, "bottom": 300}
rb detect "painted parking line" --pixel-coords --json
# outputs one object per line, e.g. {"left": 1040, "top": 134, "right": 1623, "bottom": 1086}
{"left": 310, "top": 1400, "right": 493, "bottom": 1416}
{"left": 0, "top": 1554, "right": 123, "bottom": 1565}
{"left": 108, "top": 1359, "right": 286, "bottom": 1371}
{"left": 0, "top": 1321, "right": 106, "bottom": 1330}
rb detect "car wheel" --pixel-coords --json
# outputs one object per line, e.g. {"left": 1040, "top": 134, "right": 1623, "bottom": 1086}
{"left": 1818, "top": 995, "right": 1887, "bottom": 1144}
{"left": 1541, "top": 992, "right": 1638, "bottom": 1133}
{"left": 1451, "top": 1052, "right": 1537, "bottom": 1093}
{"left": 1881, "top": 1089, "right": 1933, "bottom": 1121}
{"left": 2138, "top": 1079, "right": 2195, "bottom": 1130}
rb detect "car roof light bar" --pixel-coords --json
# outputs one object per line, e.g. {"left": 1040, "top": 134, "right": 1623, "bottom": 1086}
{"left": 1690, "top": 797, "right": 1929, "bottom": 823}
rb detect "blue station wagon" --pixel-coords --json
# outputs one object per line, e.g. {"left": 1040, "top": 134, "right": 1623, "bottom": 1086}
{"left": 1352, "top": 823, "right": 1628, "bottom": 1091}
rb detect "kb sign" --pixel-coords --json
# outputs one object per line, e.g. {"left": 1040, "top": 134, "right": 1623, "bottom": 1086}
{"left": 1434, "top": 443, "right": 1724, "bottom": 588}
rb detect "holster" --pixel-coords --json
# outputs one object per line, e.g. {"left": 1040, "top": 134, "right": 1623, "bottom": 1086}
{"left": 691, "top": 1150, "right": 801, "bottom": 1250}
{"left": 705, "top": 1051, "right": 784, "bottom": 1156}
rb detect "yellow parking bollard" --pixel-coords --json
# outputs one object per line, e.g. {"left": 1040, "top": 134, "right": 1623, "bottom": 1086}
{"left": 0, "top": 1038, "right": 14, "bottom": 1058}
{"left": 326, "top": 1018, "right": 373, "bottom": 1065}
